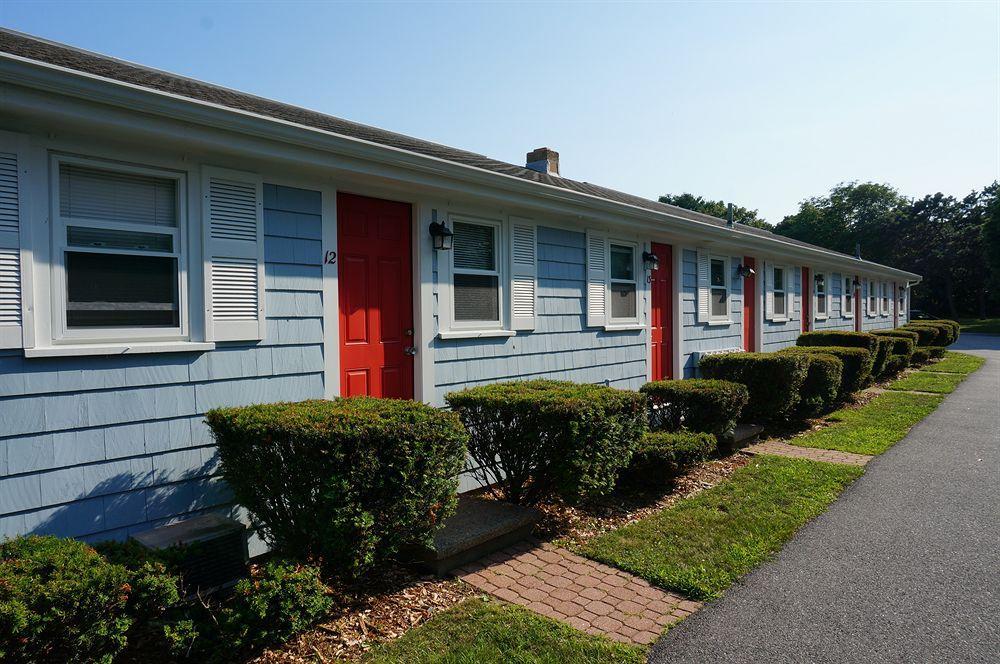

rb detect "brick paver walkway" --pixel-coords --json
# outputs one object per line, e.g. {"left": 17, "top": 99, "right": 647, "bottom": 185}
{"left": 455, "top": 540, "right": 700, "bottom": 645}
{"left": 745, "top": 440, "right": 872, "bottom": 466}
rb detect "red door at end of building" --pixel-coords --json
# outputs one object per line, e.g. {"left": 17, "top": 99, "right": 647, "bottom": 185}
{"left": 650, "top": 242, "right": 673, "bottom": 381}
{"left": 801, "top": 267, "right": 811, "bottom": 333}
{"left": 337, "top": 193, "right": 414, "bottom": 399}
{"left": 743, "top": 257, "right": 756, "bottom": 351}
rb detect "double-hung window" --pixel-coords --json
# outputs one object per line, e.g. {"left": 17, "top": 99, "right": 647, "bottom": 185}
{"left": 881, "top": 282, "right": 889, "bottom": 315}
{"left": 843, "top": 276, "right": 854, "bottom": 317}
{"left": 868, "top": 281, "right": 877, "bottom": 315}
{"left": 815, "top": 272, "right": 827, "bottom": 319}
{"left": 773, "top": 266, "right": 787, "bottom": 318}
{"left": 452, "top": 218, "right": 502, "bottom": 329}
{"left": 709, "top": 256, "right": 729, "bottom": 321}
{"left": 53, "top": 157, "right": 186, "bottom": 341}
{"left": 609, "top": 242, "right": 638, "bottom": 322}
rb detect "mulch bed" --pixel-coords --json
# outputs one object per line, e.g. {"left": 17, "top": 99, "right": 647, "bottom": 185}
{"left": 253, "top": 567, "right": 477, "bottom": 663}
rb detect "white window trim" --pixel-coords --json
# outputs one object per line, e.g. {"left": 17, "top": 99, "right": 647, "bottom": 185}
{"left": 814, "top": 271, "right": 828, "bottom": 321}
{"left": 880, "top": 281, "right": 889, "bottom": 317}
{"left": 707, "top": 254, "right": 732, "bottom": 325}
{"left": 607, "top": 239, "right": 641, "bottom": 326}
{"left": 843, "top": 276, "right": 854, "bottom": 319}
{"left": 867, "top": 280, "right": 877, "bottom": 318}
{"left": 49, "top": 153, "right": 190, "bottom": 345}
{"left": 442, "top": 213, "right": 508, "bottom": 335}
{"left": 771, "top": 264, "right": 789, "bottom": 322}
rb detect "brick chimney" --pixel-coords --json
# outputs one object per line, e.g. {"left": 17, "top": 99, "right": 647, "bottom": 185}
{"left": 526, "top": 147, "right": 559, "bottom": 176}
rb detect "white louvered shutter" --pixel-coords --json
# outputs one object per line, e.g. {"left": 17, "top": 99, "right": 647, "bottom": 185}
{"left": 765, "top": 263, "right": 774, "bottom": 321}
{"left": 586, "top": 229, "right": 608, "bottom": 327}
{"left": 509, "top": 217, "right": 536, "bottom": 331}
{"left": 696, "top": 249, "right": 710, "bottom": 323}
{"left": 202, "top": 167, "right": 265, "bottom": 342}
{"left": 0, "top": 134, "right": 25, "bottom": 349}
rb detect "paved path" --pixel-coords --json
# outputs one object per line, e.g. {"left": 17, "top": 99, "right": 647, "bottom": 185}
{"left": 650, "top": 338, "right": 1000, "bottom": 664}
{"left": 745, "top": 440, "right": 872, "bottom": 466}
{"left": 456, "top": 540, "right": 699, "bottom": 645}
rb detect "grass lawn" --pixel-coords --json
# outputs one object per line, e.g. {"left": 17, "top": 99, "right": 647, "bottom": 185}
{"left": 887, "top": 371, "right": 967, "bottom": 394}
{"left": 923, "top": 351, "right": 986, "bottom": 375}
{"left": 792, "top": 391, "right": 942, "bottom": 455}
{"left": 579, "top": 456, "right": 862, "bottom": 601}
{"left": 957, "top": 318, "right": 1000, "bottom": 334}
{"left": 363, "top": 598, "right": 645, "bottom": 664}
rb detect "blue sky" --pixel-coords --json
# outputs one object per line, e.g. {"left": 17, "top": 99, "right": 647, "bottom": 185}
{"left": 3, "top": 1, "right": 997, "bottom": 223}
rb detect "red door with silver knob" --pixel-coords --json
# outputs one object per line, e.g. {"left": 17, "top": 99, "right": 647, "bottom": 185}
{"left": 337, "top": 193, "right": 414, "bottom": 399}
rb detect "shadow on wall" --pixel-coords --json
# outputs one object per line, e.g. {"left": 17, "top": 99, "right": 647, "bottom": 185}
{"left": 24, "top": 457, "right": 239, "bottom": 544}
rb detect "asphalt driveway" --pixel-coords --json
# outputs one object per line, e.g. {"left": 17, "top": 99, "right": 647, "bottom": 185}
{"left": 650, "top": 336, "right": 1000, "bottom": 664}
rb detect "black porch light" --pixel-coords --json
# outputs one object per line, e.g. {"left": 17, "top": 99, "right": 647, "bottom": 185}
{"left": 428, "top": 210, "right": 453, "bottom": 251}
{"left": 814, "top": 273, "right": 826, "bottom": 289}
{"left": 736, "top": 263, "right": 755, "bottom": 278}
{"left": 642, "top": 250, "right": 660, "bottom": 271}
{"left": 852, "top": 276, "right": 861, "bottom": 288}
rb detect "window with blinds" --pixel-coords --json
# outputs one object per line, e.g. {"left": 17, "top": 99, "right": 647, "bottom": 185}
{"left": 452, "top": 220, "right": 501, "bottom": 324}
{"left": 54, "top": 158, "right": 184, "bottom": 336}
{"left": 609, "top": 243, "right": 637, "bottom": 321}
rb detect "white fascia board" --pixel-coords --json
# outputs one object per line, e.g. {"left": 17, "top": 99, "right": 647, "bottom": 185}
{"left": 0, "top": 53, "right": 921, "bottom": 283}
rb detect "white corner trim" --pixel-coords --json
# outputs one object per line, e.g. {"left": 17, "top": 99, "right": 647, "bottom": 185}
{"left": 24, "top": 341, "right": 215, "bottom": 358}
{"left": 437, "top": 329, "right": 516, "bottom": 340}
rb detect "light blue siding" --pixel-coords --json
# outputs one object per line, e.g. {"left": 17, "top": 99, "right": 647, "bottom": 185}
{"left": 811, "top": 271, "right": 855, "bottom": 332}
{"left": 761, "top": 263, "right": 801, "bottom": 352}
{"left": 432, "top": 226, "right": 647, "bottom": 403}
{"left": 0, "top": 184, "right": 325, "bottom": 542}
{"left": 681, "top": 249, "right": 743, "bottom": 378}
{"left": 860, "top": 278, "right": 897, "bottom": 331}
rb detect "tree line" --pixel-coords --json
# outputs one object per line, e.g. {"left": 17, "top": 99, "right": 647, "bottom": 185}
{"left": 660, "top": 182, "right": 1000, "bottom": 318}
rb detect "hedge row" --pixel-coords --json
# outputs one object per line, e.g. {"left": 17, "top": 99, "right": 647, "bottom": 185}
{"left": 622, "top": 431, "right": 718, "bottom": 484}
{"left": 640, "top": 379, "right": 748, "bottom": 437}
{"left": 903, "top": 319, "right": 960, "bottom": 347}
{"left": 699, "top": 352, "right": 810, "bottom": 421}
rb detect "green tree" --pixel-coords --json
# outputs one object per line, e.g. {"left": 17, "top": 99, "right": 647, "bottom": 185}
{"left": 658, "top": 193, "right": 773, "bottom": 230}
{"left": 983, "top": 182, "right": 1000, "bottom": 313}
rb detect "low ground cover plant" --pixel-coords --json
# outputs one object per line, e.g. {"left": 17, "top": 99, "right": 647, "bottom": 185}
{"left": 698, "top": 352, "right": 809, "bottom": 422}
{"left": 0, "top": 535, "right": 180, "bottom": 664}
{"left": 207, "top": 398, "right": 468, "bottom": 579}
{"left": 639, "top": 379, "right": 748, "bottom": 437}
{"left": 887, "top": 370, "right": 966, "bottom": 394}
{"left": 622, "top": 431, "right": 718, "bottom": 484}
{"left": 779, "top": 345, "right": 871, "bottom": 398}
{"left": 446, "top": 380, "right": 647, "bottom": 505}
{"left": 364, "top": 597, "right": 644, "bottom": 663}
{"left": 582, "top": 455, "right": 862, "bottom": 599}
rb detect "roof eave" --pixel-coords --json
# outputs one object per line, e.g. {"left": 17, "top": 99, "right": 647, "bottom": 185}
{"left": 0, "top": 52, "right": 921, "bottom": 282}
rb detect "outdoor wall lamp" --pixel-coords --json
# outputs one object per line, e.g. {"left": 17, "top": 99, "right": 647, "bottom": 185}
{"left": 852, "top": 277, "right": 861, "bottom": 288}
{"left": 736, "top": 264, "right": 756, "bottom": 278}
{"left": 814, "top": 273, "right": 826, "bottom": 289}
{"left": 428, "top": 210, "right": 453, "bottom": 251}
{"left": 642, "top": 250, "right": 660, "bottom": 271}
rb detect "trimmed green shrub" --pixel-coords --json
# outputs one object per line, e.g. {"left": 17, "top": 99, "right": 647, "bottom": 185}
{"left": 927, "top": 346, "right": 947, "bottom": 359}
{"left": 911, "top": 348, "right": 932, "bottom": 364}
{"left": 698, "top": 352, "right": 809, "bottom": 421}
{"left": 207, "top": 398, "right": 468, "bottom": 579}
{"left": 797, "top": 330, "right": 878, "bottom": 354}
{"left": 0, "top": 535, "right": 135, "bottom": 663}
{"left": 446, "top": 380, "right": 647, "bottom": 505}
{"left": 872, "top": 328, "right": 919, "bottom": 345}
{"left": 220, "top": 559, "right": 333, "bottom": 651}
{"left": 779, "top": 345, "right": 873, "bottom": 398}
{"left": 928, "top": 319, "right": 960, "bottom": 342}
{"left": 622, "top": 431, "right": 717, "bottom": 484}
{"left": 883, "top": 354, "right": 909, "bottom": 376}
{"left": 797, "top": 352, "right": 843, "bottom": 415}
{"left": 922, "top": 320, "right": 958, "bottom": 345}
{"left": 639, "top": 379, "right": 749, "bottom": 437}
{"left": 871, "top": 336, "right": 892, "bottom": 379}
{"left": 904, "top": 322, "right": 951, "bottom": 346}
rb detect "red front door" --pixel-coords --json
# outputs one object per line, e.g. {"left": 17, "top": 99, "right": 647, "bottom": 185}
{"left": 801, "top": 267, "right": 811, "bottom": 333}
{"left": 337, "top": 193, "right": 414, "bottom": 399}
{"left": 650, "top": 242, "right": 673, "bottom": 381}
{"left": 743, "top": 257, "right": 756, "bottom": 351}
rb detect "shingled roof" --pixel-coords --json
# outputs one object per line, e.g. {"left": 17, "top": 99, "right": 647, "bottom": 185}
{"left": 0, "top": 28, "right": 876, "bottom": 263}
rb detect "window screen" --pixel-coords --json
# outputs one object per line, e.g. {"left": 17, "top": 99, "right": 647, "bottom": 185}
{"left": 66, "top": 252, "right": 179, "bottom": 327}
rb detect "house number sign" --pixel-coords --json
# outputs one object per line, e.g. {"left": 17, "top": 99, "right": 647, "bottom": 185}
{"left": 324, "top": 250, "right": 337, "bottom": 265}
